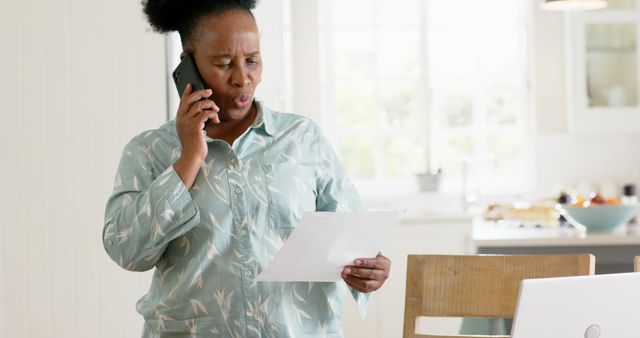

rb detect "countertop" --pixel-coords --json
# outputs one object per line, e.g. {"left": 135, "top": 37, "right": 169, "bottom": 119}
{"left": 474, "top": 219, "right": 640, "bottom": 247}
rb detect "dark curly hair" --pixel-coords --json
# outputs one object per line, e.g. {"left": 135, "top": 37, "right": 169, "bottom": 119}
{"left": 142, "top": 0, "right": 258, "bottom": 47}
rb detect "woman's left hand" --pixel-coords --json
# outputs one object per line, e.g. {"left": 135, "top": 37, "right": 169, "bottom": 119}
{"left": 341, "top": 253, "right": 391, "bottom": 293}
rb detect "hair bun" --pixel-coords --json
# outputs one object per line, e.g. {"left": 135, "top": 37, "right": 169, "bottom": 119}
{"left": 142, "top": 0, "right": 258, "bottom": 33}
{"left": 142, "top": 0, "right": 186, "bottom": 33}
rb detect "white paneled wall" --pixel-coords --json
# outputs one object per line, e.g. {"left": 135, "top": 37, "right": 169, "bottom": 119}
{"left": 0, "top": 0, "right": 166, "bottom": 337}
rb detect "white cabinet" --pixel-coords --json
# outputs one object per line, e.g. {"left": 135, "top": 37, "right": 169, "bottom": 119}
{"left": 567, "top": 0, "right": 640, "bottom": 133}
{"left": 342, "top": 217, "right": 473, "bottom": 338}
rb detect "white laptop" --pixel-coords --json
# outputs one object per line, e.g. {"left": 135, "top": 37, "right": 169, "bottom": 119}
{"left": 511, "top": 272, "right": 640, "bottom": 338}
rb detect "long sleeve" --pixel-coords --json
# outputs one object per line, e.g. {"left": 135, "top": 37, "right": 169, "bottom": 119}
{"left": 103, "top": 136, "right": 200, "bottom": 272}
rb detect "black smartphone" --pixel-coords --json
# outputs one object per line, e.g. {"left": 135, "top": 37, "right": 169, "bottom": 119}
{"left": 172, "top": 54, "right": 210, "bottom": 128}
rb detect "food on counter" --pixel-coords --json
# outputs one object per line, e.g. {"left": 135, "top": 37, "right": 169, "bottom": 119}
{"left": 482, "top": 188, "right": 634, "bottom": 226}
{"left": 483, "top": 202, "right": 559, "bottom": 223}
{"left": 590, "top": 193, "right": 606, "bottom": 204}
{"left": 572, "top": 193, "right": 621, "bottom": 207}
{"left": 606, "top": 197, "right": 621, "bottom": 205}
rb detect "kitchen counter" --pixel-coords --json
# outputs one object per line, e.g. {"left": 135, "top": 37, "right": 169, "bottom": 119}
{"left": 474, "top": 220, "right": 640, "bottom": 246}
{"left": 474, "top": 219, "right": 640, "bottom": 273}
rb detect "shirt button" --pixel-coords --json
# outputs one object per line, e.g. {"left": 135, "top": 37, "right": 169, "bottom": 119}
{"left": 245, "top": 271, "right": 252, "bottom": 277}
{"left": 106, "top": 239, "right": 113, "bottom": 246}
{"left": 235, "top": 187, "right": 242, "bottom": 194}
{"left": 240, "top": 229, "right": 248, "bottom": 236}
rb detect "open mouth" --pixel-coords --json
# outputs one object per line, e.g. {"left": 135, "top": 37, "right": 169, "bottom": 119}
{"left": 232, "top": 95, "right": 251, "bottom": 109}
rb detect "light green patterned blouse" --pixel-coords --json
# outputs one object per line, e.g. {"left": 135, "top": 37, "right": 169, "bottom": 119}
{"left": 103, "top": 101, "right": 367, "bottom": 338}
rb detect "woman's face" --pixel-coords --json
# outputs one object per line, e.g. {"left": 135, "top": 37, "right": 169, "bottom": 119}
{"left": 190, "top": 10, "right": 262, "bottom": 122}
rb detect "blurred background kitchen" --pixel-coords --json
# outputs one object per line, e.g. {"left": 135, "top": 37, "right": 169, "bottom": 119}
{"left": 1, "top": 0, "right": 640, "bottom": 337}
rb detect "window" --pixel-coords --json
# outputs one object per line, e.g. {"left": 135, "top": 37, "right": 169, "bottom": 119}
{"left": 319, "top": 0, "right": 533, "bottom": 195}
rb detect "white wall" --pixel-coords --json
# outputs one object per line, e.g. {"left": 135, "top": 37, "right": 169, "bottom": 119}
{"left": 534, "top": 8, "right": 570, "bottom": 134}
{"left": 0, "top": 0, "right": 165, "bottom": 337}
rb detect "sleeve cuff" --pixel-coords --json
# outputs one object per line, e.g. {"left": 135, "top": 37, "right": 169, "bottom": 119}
{"left": 162, "top": 165, "right": 195, "bottom": 211}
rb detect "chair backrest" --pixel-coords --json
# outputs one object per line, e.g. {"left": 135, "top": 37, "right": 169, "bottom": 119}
{"left": 635, "top": 256, "right": 640, "bottom": 272}
{"left": 403, "top": 254, "right": 595, "bottom": 338}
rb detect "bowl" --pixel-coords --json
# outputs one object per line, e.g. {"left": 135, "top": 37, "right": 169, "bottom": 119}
{"left": 560, "top": 204, "right": 638, "bottom": 233}
{"left": 416, "top": 172, "right": 441, "bottom": 192}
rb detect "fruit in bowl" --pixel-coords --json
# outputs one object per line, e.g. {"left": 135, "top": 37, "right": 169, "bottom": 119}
{"left": 560, "top": 203, "right": 638, "bottom": 233}
{"left": 572, "top": 193, "right": 620, "bottom": 207}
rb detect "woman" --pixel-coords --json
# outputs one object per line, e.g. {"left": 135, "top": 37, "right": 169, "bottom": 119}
{"left": 102, "top": 0, "right": 391, "bottom": 336}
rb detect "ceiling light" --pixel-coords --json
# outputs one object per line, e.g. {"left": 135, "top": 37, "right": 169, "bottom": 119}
{"left": 540, "top": 0, "right": 608, "bottom": 11}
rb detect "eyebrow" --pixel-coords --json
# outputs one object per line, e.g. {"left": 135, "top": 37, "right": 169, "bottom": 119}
{"left": 211, "top": 51, "right": 261, "bottom": 59}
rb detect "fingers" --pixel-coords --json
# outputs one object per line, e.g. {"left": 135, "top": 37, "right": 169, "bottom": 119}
{"left": 189, "top": 99, "right": 219, "bottom": 117}
{"left": 180, "top": 84, "right": 211, "bottom": 106}
{"left": 342, "top": 274, "right": 382, "bottom": 293}
{"left": 185, "top": 92, "right": 215, "bottom": 112}
{"left": 180, "top": 82, "right": 193, "bottom": 101}
{"left": 178, "top": 85, "right": 219, "bottom": 118}
{"left": 341, "top": 254, "right": 391, "bottom": 292}
{"left": 352, "top": 254, "right": 391, "bottom": 270}
{"left": 206, "top": 109, "right": 221, "bottom": 125}
{"left": 342, "top": 266, "right": 387, "bottom": 280}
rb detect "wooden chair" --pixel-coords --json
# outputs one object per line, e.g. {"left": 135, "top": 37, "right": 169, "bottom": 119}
{"left": 403, "top": 254, "right": 595, "bottom": 338}
{"left": 635, "top": 256, "right": 640, "bottom": 272}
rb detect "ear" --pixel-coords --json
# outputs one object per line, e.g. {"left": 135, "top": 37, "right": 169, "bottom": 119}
{"left": 179, "top": 51, "right": 187, "bottom": 60}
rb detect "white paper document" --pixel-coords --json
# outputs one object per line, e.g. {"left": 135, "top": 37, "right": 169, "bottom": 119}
{"left": 255, "top": 210, "right": 404, "bottom": 282}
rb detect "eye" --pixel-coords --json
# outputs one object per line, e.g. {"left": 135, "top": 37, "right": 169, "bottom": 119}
{"left": 216, "top": 63, "right": 231, "bottom": 69}
{"left": 247, "top": 58, "right": 260, "bottom": 67}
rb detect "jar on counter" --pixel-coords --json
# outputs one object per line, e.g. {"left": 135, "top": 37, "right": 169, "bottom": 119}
{"left": 622, "top": 184, "right": 637, "bottom": 224}
{"left": 622, "top": 184, "right": 637, "bottom": 205}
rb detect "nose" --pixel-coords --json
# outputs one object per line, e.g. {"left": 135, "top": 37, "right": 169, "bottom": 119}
{"left": 231, "top": 66, "right": 251, "bottom": 88}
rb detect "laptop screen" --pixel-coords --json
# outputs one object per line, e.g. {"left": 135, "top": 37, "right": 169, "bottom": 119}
{"left": 511, "top": 272, "right": 640, "bottom": 338}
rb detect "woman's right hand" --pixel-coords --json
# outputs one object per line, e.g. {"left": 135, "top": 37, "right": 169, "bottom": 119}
{"left": 175, "top": 83, "right": 220, "bottom": 162}
{"left": 173, "top": 84, "right": 220, "bottom": 189}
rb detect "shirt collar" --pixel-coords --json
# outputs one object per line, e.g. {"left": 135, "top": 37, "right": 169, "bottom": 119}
{"left": 199, "top": 100, "right": 274, "bottom": 142}
{"left": 251, "top": 100, "right": 275, "bottom": 136}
